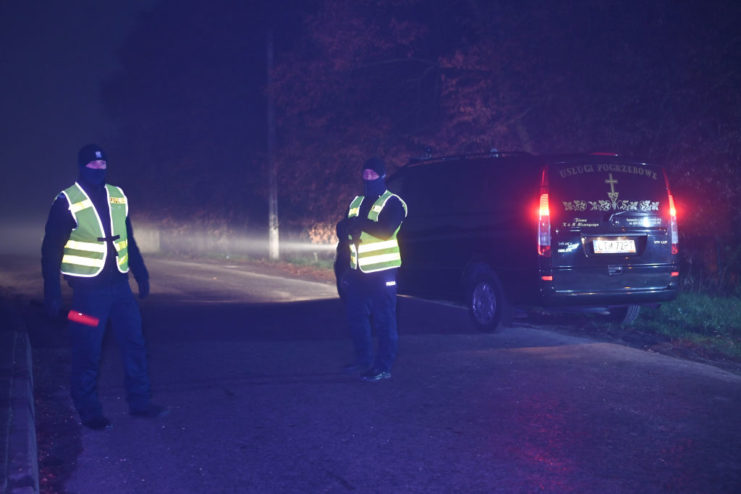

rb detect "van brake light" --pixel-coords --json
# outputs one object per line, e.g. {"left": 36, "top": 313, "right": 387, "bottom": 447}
{"left": 537, "top": 191, "right": 551, "bottom": 257}
{"left": 539, "top": 193, "right": 550, "bottom": 217}
{"left": 668, "top": 192, "right": 678, "bottom": 255}
{"left": 662, "top": 169, "right": 679, "bottom": 256}
{"left": 538, "top": 168, "right": 551, "bottom": 257}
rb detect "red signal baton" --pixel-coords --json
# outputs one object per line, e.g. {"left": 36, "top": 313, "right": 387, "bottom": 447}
{"left": 67, "top": 310, "right": 100, "bottom": 327}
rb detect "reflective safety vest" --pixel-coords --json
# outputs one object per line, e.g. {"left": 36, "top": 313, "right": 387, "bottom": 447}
{"left": 60, "top": 183, "right": 130, "bottom": 277}
{"left": 347, "top": 190, "right": 407, "bottom": 273}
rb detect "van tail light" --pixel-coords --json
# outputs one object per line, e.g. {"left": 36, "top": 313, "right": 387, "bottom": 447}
{"left": 665, "top": 170, "right": 679, "bottom": 255}
{"left": 664, "top": 171, "right": 679, "bottom": 256}
{"left": 538, "top": 192, "right": 551, "bottom": 256}
{"left": 669, "top": 193, "right": 679, "bottom": 255}
{"left": 537, "top": 169, "right": 551, "bottom": 257}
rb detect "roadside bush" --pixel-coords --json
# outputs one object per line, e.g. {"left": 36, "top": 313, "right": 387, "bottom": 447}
{"left": 679, "top": 235, "right": 741, "bottom": 296}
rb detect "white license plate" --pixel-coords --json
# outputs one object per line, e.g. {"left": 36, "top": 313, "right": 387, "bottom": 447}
{"left": 593, "top": 239, "right": 636, "bottom": 254}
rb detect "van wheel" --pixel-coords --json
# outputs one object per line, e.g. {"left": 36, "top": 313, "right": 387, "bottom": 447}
{"left": 609, "top": 305, "right": 641, "bottom": 326}
{"left": 466, "top": 266, "right": 510, "bottom": 332}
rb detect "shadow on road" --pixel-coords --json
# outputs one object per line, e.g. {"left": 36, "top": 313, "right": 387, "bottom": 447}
{"left": 136, "top": 293, "right": 496, "bottom": 344}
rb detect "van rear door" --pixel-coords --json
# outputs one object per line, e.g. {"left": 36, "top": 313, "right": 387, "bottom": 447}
{"left": 544, "top": 158, "right": 678, "bottom": 301}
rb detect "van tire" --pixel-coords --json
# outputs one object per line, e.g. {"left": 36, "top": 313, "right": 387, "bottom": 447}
{"left": 465, "top": 265, "right": 511, "bottom": 332}
{"left": 609, "top": 304, "right": 641, "bottom": 326}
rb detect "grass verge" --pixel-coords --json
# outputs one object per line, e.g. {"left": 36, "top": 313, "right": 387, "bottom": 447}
{"left": 633, "top": 293, "right": 741, "bottom": 361}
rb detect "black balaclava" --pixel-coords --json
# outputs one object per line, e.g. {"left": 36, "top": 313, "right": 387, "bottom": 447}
{"left": 362, "top": 157, "right": 386, "bottom": 198}
{"left": 77, "top": 144, "right": 107, "bottom": 187}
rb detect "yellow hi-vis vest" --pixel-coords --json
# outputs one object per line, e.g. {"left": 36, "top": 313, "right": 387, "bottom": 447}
{"left": 60, "top": 183, "right": 130, "bottom": 277}
{"left": 347, "top": 190, "right": 407, "bottom": 273}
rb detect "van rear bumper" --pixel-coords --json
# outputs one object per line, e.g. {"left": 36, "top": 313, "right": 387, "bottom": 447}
{"left": 537, "top": 262, "right": 679, "bottom": 307}
{"left": 539, "top": 285, "right": 678, "bottom": 307}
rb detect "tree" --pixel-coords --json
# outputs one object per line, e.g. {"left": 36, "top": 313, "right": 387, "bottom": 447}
{"left": 103, "top": 0, "right": 741, "bottom": 284}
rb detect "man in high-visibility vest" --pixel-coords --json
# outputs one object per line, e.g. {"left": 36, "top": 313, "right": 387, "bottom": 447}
{"left": 42, "top": 144, "right": 166, "bottom": 430}
{"left": 336, "top": 157, "right": 407, "bottom": 382}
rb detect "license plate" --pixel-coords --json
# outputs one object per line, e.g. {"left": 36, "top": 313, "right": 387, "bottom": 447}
{"left": 593, "top": 239, "right": 636, "bottom": 254}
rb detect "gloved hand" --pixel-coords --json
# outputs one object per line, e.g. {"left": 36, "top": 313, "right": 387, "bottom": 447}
{"left": 44, "top": 295, "right": 61, "bottom": 318}
{"left": 137, "top": 277, "right": 150, "bottom": 299}
{"left": 336, "top": 217, "right": 364, "bottom": 240}
{"left": 347, "top": 217, "right": 364, "bottom": 242}
{"left": 347, "top": 216, "right": 363, "bottom": 235}
{"left": 334, "top": 240, "right": 350, "bottom": 279}
{"left": 336, "top": 267, "right": 351, "bottom": 301}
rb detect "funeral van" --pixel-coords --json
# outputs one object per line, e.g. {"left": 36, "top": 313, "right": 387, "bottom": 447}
{"left": 386, "top": 151, "right": 680, "bottom": 330}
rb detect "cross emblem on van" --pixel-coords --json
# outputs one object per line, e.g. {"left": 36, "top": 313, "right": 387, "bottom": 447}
{"left": 605, "top": 173, "right": 619, "bottom": 203}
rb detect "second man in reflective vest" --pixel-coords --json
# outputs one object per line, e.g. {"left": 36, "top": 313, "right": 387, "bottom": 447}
{"left": 336, "top": 157, "right": 407, "bottom": 382}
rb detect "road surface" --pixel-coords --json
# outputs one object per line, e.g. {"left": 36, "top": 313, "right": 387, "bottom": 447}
{"left": 1, "top": 255, "right": 740, "bottom": 493}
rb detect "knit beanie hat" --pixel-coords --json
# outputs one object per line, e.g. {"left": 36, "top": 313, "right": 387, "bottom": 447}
{"left": 362, "top": 157, "right": 386, "bottom": 177}
{"left": 78, "top": 144, "right": 107, "bottom": 167}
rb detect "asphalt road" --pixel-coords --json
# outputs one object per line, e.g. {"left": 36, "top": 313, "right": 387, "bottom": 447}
{"left": 2, "top": 255, "right": 740, "bottom": 493}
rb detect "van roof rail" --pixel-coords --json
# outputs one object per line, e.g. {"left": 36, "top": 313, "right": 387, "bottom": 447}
{"left": 406, "top": 150, "right": 532, "bottom": 166}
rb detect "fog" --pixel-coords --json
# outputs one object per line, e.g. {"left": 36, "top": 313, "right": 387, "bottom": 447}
{"left": 0, "top": 217, "right": 334, "bottom": 267}
{"left": 0, "top": 216, "right": 48, "bottom": 255}
{"left": 132, "top": 223, "right": 335, "bottom": 260}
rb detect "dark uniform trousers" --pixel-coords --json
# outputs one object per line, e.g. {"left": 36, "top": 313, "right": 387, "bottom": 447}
{"left": 69, "top": 278, "right": 151, "bottom": 420}
{"left": 344, "top": 269, "right": 399, "bottom": 372}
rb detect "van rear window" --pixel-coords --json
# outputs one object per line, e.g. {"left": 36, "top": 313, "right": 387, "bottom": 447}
{"left": 553, "top": 162, "right": 664, "bottom": 214}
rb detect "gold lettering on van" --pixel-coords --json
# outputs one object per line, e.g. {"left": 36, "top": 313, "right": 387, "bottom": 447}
{"left": 562, "top": 200, "right": 659, "bottom": 212}
{"left": 558, "top": 163, "right": 658, "bottom": 180}
{"left": 595, "top": 163, "right": 658, "bottom": 180}
{"left": 558, "top": 164, "right": 594, "bottom": 178}
{"left": 562, "top": 219, "right": 599, "bottom": 228}
{"left": 562, "top": 200, "right": 587, "bottom": 211}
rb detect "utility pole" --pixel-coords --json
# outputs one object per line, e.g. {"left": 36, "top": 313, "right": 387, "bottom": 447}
{"left": 267, "top": 29, "right": 279, "bottom": 260}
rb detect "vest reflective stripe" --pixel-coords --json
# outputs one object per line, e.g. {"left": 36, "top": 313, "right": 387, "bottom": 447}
{"left": 348, "top": 196, "right": 363, "bottom": 218}
{"left": 60, "top": 183, "right": 130, "bottom": 277}
{"left": 367, "top": 191, "right": 401, "bottom": 221}
{"left": 61, "top": 254, "right": 106, "bottom": 268}
{"left": 69, "top": 199, "right": 94, "bottom": 214}
{"left": 64, "top": 239, "right": 107, "bottom": 253}
{"left": 357, "top": 238, "right": 399, "bottom": 253}
{"left": 361, "top": 252, "right": 401, "bottom": 268}
{"left": 347, "top": 190, "right": 407, "bottom": 273}
{"left": 108, "top": 185, "right": 129, "bottom": 272}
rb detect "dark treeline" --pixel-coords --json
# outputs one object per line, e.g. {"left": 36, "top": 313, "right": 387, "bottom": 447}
{"left": 102, "top": 0, "right": 741, "bottom": 293}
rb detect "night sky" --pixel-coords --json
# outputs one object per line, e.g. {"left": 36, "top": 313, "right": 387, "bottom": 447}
{"left": 0, "top": 1, "right": 156, "bottom": 223}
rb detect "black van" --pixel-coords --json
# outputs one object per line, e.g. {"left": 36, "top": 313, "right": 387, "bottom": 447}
{"left": 386, "top": 151, "right": 680, "bottom": 330}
